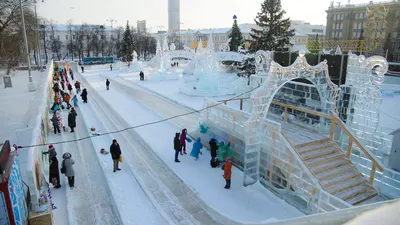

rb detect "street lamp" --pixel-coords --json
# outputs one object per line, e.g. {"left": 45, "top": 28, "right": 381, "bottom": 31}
{"left": 19, "top": 0, "right": 35, "bottom": 91}
{"left": 177, "top": 21, "right": 183, "bottom": 49}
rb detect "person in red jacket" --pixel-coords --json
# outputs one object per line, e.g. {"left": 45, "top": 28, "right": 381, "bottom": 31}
{"left": 223, "top": 157, "right": 232, "bottom": 189}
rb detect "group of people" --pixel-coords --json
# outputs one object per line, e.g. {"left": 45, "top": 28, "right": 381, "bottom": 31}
{"left": 171, "top": 62, "right": 179, "bottom": 68}
{"left": 173, "top": 129, "right": 234, "bottom": 189}
{"left": 45, "top": 145, "right": 76, "bottom": 188}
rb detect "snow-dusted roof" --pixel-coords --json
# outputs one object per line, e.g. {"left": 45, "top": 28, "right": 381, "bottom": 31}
{"left": 53, "top": 24, "right": 117, "bottom": 31}
{"left": 290, "top": 23, "right": 326, "bottom": 36}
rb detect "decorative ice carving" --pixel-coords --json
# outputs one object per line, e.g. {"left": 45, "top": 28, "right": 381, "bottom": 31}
{"left": 197, "top": 38, "right": 204, "bottom": 55}
{"left": 344, "top": 54, "right": 389, "bottom": 154}
{"left": 255, "top": 50, "right": 272, "bottom": 74}
{"left": 170, "top": 43, "right": 176, "bottom": 51}
{"left": 156, "top": 40, "right": 162, "bottom": 56}
{"left": 206, "top": 33, "right": 215, "bottom": 54}
{"left": 219, "top": 38, "right": 231, "bottom": 52}
{"left": 162, "top": 36, "right": 169, "bottom": 52}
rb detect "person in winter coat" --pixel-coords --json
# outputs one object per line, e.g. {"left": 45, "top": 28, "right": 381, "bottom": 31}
{"left": 53, "top": 83, "right": 60, "bottom": 93}
{"left": 51, "top": 102, "right": 60, "bottom": 113}
{"left": 62, "top": 152, "right": 75, "bottom": 188}
{"left": 217, "top": 141, "right": 234, "bottom": 162}
{"left": 61, "top": 80, "right": 65, "bottom": 90}
{"left": 67, "top": 83, "right": 73, "bottom": 94}
{"left": 174, "top": 133, "right": 181, "bottom": 163}
{"left": 81, "top": 88, "right": 88, "bottom": 103}
{"left": 49, "top": 156, "right": 61, "bottom": 188}
{"left": 190, "top": 138, "right": 203, "bottom": 160}
{"left": 110, "top": 64, "right": 113, "bottom": 71}
{"left": 110, "top": 139, "right": 122, "bottom": 172}
{"left": 51, "top": 112, "right": 61, "bottom": 134}
{"left": 44, "top": 145, "right": 57, "bottom": 162}
{"left": 70, "top": 107, "right": 77, "bottom": 118}
{"left": 70, "top": 71, "right": 74, "bottom": 80}
{"left": 106, "top": 79, "right": 110, "bottom": 90}
{"left": 64, "top": 94, "right": 71, "bottom": 109}
{"left": 209, "top": 138, "right": 219, "bottom": 167}
{"left": 72, "top": 95, "right": 78, "bottom": 107}
{"left": 139, "top": 71, "right": 144, "bottom": 81}
{"left": 81, "top": 66, "right": 84, "bottom": 73}
{"left": 68, "top": 111, "right": 76, "bottom": 133}
{"left": 222, "top": 157, "right": 232, "bottom": 189}
{"left": 74, "top": 81, "right": 81, "bottom": 94}
{"left": 179, "top": 129, "right": 187, "bottom": 155}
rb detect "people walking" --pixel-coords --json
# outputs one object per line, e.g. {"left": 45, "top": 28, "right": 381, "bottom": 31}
{"left": 139, "top": 71, "right": 144, "bottom": 81}
{"left": 64, "top": 94, "right": 71, "bottom": 109}
{"left": 74, "top": 81, "right": 81, "bottom": 94}
{"left": 68, "top": 110, "right": 76, "bottom": 133}
{"left": 62, "top": 152, "right": 75, "bottom": 188}
{"left": 44, "top": 145, "right": 57, "bottom": 162}
{"left": 110, "top": 139, "right": 122, "bottom": 172}
{"left": 106, "top": 79, "right": 110, "bottom": 90}
{"left": 174, "top": 133, "right": 181, "bottom": 163}
{"left": 209, "top": 138, "right": 219, "bottom": 168}
{"left": 67, "top": 83, "right": 73, "bottom": 94}
{"left": 179, "top": 129, "right": 187, "bottom": 155}
{"left": 49, "top": 156, "right": 61, "bottom": 188}
{"left": 110, "top": 64, "right": 113, "bottom": 71}
{"left": 51, "top": 112, "right": 61, "bottom": 134}
{"left": 81, "top": 88, "right": 88, "bottom": 103}
{"left": 190, "top": 138, "right": 203, "bottom": 160}
{"left": 81, "top": 66, "right": 84, "bottom": 73}
{"left": 72, "top": 95, "right": 78, "bottom": 107}
{"left": 222, "top": 157, "right": 232, "bottom": 189}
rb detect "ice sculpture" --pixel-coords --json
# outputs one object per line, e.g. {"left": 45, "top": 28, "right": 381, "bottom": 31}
{"left": 170, "top": 43, "right": 176, "bottom": 51}
{"left": 335, "top": 45, "right": 342, "bottom": 55}
{"left": 163, "top": 36, "right": 169, "bottom": 52}
{"left": 344, "top": 54, "right": 389, "bottom": 154}
{"left": 196, "top": 38, "right": 204, "bottom": 55}
{"left": 206, "top": 33, "right": 215, "bottom": 54}
{"left": 219, "top": 38, "right": 231, "bottom": 52}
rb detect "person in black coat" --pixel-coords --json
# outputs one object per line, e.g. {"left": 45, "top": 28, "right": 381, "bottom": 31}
{"left": 139, "top": 71, "right": 144, "bottom": 81}
{"left": 209, "top": 138, "right": 219, "bottom": 167}
{"left": 106, "top": 79, "right": 110, "bottom": 90}
{"left": 68, "top": 111, "right": 76, "bottom": 132}
{"left": 49, "top": 156, "right": 61, "bottom": 188}
{"left": 81, "top": 88, "right": 88, "bottom": 103}
{"left": 53, "top": 83, "right": 60, "bottom": 93}
{"left": 174, "top": 132, "right": 181, "bottom": 163}
{"left": 68, "top": 83, "right": 73, "bottom": 94}
{"left": 110, "top": 139, "right": 122, "bottom": 172}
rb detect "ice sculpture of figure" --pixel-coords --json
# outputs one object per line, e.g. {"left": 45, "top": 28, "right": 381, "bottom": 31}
{"left": 163, "top": 36, "right": 169, "bottom": 52}
{"left": 206, "top": 33, "right": 215, "bottom": 54}
{"left": 219, "top": 38, "right": 231, "bottom": 52}
{"left": 156, "top": 40, "right": 162, "bottom": 56}
{"left": 132, "top": 50, "right": 138, "bottom": 62}
{"left": 335, "top": 45, "right": 342, "bottom": 55}
{"left": 196, "top": 38, "right": 204, "bottom": 55}
{"left": 170, "top": 43, "right": 176, "bottom": 51}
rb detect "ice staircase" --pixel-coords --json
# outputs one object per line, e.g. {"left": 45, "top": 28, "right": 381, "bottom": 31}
{"left": 281, "top": 123, "right": 378, "bottom": 205}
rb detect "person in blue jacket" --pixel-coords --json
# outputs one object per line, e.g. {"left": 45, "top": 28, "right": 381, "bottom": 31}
{"left": 190, "top": 138, "right": 203, "bottom": 160}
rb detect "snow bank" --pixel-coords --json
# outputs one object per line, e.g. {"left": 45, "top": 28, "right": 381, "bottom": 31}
{"left": 25, "top": 60, "right": 54, "bottom": 210}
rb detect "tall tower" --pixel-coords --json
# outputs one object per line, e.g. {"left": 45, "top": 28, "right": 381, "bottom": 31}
{"left": 168, "top": 0, "right": 180, "bottom": 32}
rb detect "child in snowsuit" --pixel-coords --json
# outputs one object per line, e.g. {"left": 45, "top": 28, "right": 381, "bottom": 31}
{"left": 179, "top": 129, "right": 187, "bottom": 155}
{"left": 74, "top": 81, "right": 81, "bottom": 94}
{"left": 174, "top": 133, "right": 181, "bottom": 162}
{"left": 222, "top": 157, "right": 232, "bottom": 189}
{"left": 190, "top": 138, "right": 203, "bottom": 160}
{"left": 64, "top": 94, "right": 71, "bottom": 109}
{"left": 72, "top": 95, "right": 78, "bottom": 107}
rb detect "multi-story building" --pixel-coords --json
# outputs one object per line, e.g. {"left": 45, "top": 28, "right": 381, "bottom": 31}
{"left": 152, "top": 22, "right": 325, "bottom": 52}
{"left": 325, "top": 0, "right": 400, "bottom": 60}
{"left": 137, "top": 20, "right": 146, "bottom": 33}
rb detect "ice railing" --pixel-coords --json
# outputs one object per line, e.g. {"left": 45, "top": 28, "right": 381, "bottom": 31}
{"left": 201, "top": 98, "right": 352, "bottom": 213}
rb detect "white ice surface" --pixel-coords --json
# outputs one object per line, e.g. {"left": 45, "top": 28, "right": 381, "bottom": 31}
{"left": 81, "top": 68, "right": 304, "bottom": 223}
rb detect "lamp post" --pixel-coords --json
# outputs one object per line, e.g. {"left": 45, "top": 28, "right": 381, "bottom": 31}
{"left": 19, "top": 0, "right": 34, "bottom": 91}
{"left": 177, "top": 21, "right": 183, "bottom": 49}
{"left": 33, "top": 0, "right": 43, "bottom": 71}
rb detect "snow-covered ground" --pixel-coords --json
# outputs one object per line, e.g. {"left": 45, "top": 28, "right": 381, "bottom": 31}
{"left": 79, "top": 66, "right": 304, "bottom": 223}
{"left": 0, "top": 70, "right": 47, "bottom": 183}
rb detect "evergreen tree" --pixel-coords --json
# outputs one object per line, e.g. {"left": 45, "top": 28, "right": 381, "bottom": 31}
{"left": 120, "top": 21, "right": 134, "bottom": 62}
{"left": 249, "top": 0, "right": 295, "bottom": 52}
{"left": 228, "top": 16, "right": 243, "bottom": 52}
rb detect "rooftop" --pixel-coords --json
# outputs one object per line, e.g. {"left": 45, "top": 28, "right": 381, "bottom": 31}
{"left": 327, "top": 0, "right": 400, "bottom": 11}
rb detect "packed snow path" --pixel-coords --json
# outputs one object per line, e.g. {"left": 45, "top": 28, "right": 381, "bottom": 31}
{"left": 77, "top": 66, "right": 304, "bottom": 223}
{"left": 76, "top": 67, "right": 226, "bottom": 225}
{"left": 47, "top": 110, "right": 122, "bottom": 225}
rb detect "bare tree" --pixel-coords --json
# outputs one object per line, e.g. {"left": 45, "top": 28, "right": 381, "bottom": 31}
{"left": 48, "top": 22, "right": 63, "bottom": 60}
{"left": 74, "top": 24, "right": 86, "bottom": 62}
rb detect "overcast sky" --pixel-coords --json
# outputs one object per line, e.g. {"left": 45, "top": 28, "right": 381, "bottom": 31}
{"left": 36, "top": 0, "right": 386, "bottom": 31}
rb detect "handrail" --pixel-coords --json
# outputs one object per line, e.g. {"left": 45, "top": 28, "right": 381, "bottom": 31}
{"left": 329, "top": 112, "right": 385, "bottom": 176}
{"left": 272, "top": 101, "right": 331, "bottom": 119}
